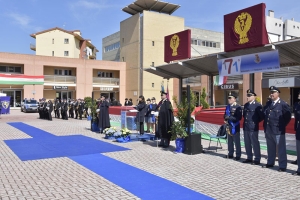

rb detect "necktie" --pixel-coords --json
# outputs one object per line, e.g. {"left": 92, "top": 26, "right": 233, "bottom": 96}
{"left": 272, "top": 101, "right": 275, "bottom": 106}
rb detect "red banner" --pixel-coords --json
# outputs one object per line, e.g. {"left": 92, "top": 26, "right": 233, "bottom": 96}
{"left": 224, "top": 3, "right": 269, "bottom": 52}
{"left": 164, "top": 29, "right": 191, "bottom": 63}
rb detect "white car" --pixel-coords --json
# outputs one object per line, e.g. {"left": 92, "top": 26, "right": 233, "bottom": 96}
{"left": 21, "top": 99, "right": 38, "bottom": 113}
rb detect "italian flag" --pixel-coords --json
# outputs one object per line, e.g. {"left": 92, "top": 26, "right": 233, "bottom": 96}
{"left": 214, "top": 75, "right": 227, "bottom": 86}
{"left": 0, "top": 74, "right": 44, "bottom": 85}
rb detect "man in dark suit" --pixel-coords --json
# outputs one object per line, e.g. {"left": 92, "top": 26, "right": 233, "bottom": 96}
{"left": 48, "top": 100, "right": 53, "bottom": 121}
{"left": 242, "top": 89, "right": 264, "bottom": 165}
{"left": 293, "top": 90, "right": 300, "bottom": 175}
{"left": 224, "top": 91, "right": 242, "bottom": 160}
{"left": 262, "top": 86, "right": 291, "bottom": 172}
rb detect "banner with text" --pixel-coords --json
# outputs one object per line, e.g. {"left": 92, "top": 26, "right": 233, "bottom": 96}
{"left": 218, "top": 50, "right": 280, "bottom": 76}
{"left": 0, "top": 96, "right": 11, "bottom": 114}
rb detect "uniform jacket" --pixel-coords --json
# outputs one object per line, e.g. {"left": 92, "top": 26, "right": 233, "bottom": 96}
{"left": 294, "top": 102, "right": 300, "bottom": 140}
{"left": 136, "top": 101, "right": 147, "bottom": 122}
{"left": 224, "top": 102, "right": 242, "bottom": 133}
{"left": 263, "top": 99, "right": 291, "bottom": 135}
{"left": 243, "top": 101, "right": 264, "bottom": 131}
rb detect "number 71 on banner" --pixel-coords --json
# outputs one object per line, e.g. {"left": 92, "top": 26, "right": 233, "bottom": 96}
{"left": 221, "top": 56, "right": 241, "bottom": 76}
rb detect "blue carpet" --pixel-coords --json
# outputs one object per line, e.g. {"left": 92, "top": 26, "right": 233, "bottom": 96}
{"left": 5, "top": 122, "right": 130, "bottom": 161}
{"left": 70, "top": 154, "right": 213, "bottom": 200}
{"left": 8, "top": 122, "right": 55, "bottom": 138}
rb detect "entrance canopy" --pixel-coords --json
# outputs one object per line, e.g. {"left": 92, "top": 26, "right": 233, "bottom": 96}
{"left": 145, "top": 38, "right": 300, "bottom": 79}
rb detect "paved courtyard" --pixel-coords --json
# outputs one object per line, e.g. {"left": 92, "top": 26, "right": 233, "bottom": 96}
{"left": 1, "top": 110, "right": 300, "bottom": 200}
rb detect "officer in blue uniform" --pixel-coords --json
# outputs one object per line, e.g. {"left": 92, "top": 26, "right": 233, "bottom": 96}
{"left": 262, "top": 86, "right": 291, "bottom": 172}
{"left": 293, "top": 90, "right": 300, "bottom": 175}
{"left": 242, "top": 89, "right": 264, "bottom": 165}
{"left": 224, "top": 91, "right": 242, "bottom": 160}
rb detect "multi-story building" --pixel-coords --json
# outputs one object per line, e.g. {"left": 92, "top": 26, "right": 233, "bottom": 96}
{"left": 103, "top": 0, "right": 300, "bottom": 106}
{"left": 0, "top": 27, "right": 126, "bottom": 108}
{"left": 102, "top": 0, "right": 225, "bottom": 103}
{"left": 30, "top": 27, "right": 98, "bottom": 59}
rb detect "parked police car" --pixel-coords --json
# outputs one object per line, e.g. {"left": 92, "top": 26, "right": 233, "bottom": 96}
{"left": 21, "top": 98, "right": 38, "bottom": 113}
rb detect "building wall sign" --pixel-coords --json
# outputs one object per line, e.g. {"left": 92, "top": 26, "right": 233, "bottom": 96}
{"left": 268, "top": 77, "right": 295, "bottom": 88}
{"left": 100, "top": 87, "right": 113, "bottom": 91}
{"left": 53, "top": 86, "right": 68, "bottom": 90}
{"left": 218, "top": 83, "right": 239, "bottom": 90}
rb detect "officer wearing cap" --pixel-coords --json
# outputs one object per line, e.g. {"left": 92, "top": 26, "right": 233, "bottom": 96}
{"left": 262, "top": 86, "right": 291, "bottom": 172}
{"left": 224, "top": 91, "right": 242, "bottom": 160}
{"left": 242, "top": 89, "right": 264, "bottom": 165}
{"left": 293, "top": 90, "right": 300, "bottom": 175}
{"left": 42, "top": 98, "right": 47, "bottom": 120}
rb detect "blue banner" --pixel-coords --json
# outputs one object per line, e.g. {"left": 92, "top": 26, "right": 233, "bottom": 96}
{"left": 0, "top": 96, "right": 11, "bottom": 114}
{"left": 121, "top": 111, "right": 127, "bottom": 129}
{"left": 218, "top": 50, "right": 280, "bottom": 76}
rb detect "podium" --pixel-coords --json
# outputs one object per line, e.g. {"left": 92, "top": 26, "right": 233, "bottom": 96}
{"left": 184, "top": 133, "right": 203, "bottom": 155}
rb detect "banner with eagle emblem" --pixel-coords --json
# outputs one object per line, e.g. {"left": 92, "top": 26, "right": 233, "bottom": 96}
{"left": 224, "top": 3, "right": 269, "bottom": 52}
{"left": 0, "top": 96, "right": 11, "bottom": 114}
{"left": 164, "top": 29, "right": 191, "bottom": 63}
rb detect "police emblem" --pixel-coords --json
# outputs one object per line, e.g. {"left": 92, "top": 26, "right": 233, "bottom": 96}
{"left": 229, "top": 92, "right": 232, "bottom": 96}
{"left": 247, "top": 89, "right": 250, "bottom": 93}
{"left": 2, "top": 101, "right": 10, "bottom": 109}
{"left": 271, "top": 86, "right": 274, "bottom": 90}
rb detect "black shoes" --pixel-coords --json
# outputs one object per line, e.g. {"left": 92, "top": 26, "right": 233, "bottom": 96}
{"left": 242, "top": 159, "right": 253, "bottom": 163}
{"left": 292, "top": 172, "right": 300, "bottom": 176}
{"left": 234, "top": 157, "right": 240, "bottom": 161}
{"left": 262, "top": 164, "right": 274, "bottom": 168}
{"left": 291, "top": 160, "right": 297, "bottom": 165}
{"left": 251, "top": 161, "right": 260, "bottom": 165}
{"left": 278, "top": 168, "right": 286, "bottom": 172}
{"left": 224, "top": 155, "right": 234, "bottom": 159}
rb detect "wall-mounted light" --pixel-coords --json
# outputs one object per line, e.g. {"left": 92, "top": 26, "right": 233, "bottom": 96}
{"left": 152, "top": 83, "right": 154, "bottom": 88}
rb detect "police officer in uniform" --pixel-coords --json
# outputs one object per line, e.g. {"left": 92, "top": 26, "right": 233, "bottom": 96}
{"left": 38, "top": 99, "right": 42, "bottom": 119}
{"left": 293, "top": 91, "right": 300, "bottom": 175}
{"left": 74, "top": 99, "right": 79, "bottom": 119}
{"left": 78, "top": 99, "right": 83, "bottom": 120}
{"left": 48, "top": 100, "right": 53, "bottom": 121}
{"left": 63, "top": 99, "right": 68, "bottom": 120}
{"left": 55, "top": 99, "right": 61, "bottom": 118}
{"left": 262, "top": 86, "right": 291, "bottom": 172}
{"left": 224, "top": 91, "right": 242, "bottom": 160}
{"left": 42, "top": 98, "right": 47, "bottom": 119}
{"left": 242, "top": 89, "right": 264, "bottom": 165}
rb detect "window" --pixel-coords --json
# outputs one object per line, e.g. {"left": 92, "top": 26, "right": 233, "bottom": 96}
{"left": 64, "top": 38, "right": 69, "bottom": 44}
{"left": 54, "top": 69, "right": 71, "bottom": 76}
{"left": 8, "top": 66, "right": 14, "bottom": 72}
{"left": 104, "top": 42, "right": 120, "bottom": 53}
{"left": 52, "top": 51, "right": 54, "bottom": 56}
{"left": 52, "top": 39, "right": 54, "bottom": 44}
{"left": 0, "top": 66, "right": 6, "bottom": 72}
{"left": 109, "top": 73, "right": 113, "bottom": 78}
{"left": 97, "top": 72, "right": 113, "bottom": 78}
{"left": 14, "top": 67, "right": 21, "bottom": 73}
{"left": 202, "top": 41, "right": 206, "bottom": 46}
{"left": 64, "top": 51, "right": 69, "bottom": 56}
{"left": 152, "top": 41, "right": 155, "bottom": 46}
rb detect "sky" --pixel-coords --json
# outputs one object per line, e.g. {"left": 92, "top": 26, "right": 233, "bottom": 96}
{"left": 0, "top": 0, "right": 299, "bottom": 59}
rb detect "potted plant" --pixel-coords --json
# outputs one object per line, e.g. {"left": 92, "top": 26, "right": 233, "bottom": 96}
{"left": 115, "top": 128, "right": 131, "bottom": 143}
{"left": 173, "top": 88, "right": 198, "bottom": 131}
{"left": 103, "top": 127, "right": 117, "bottom": 139}
{"left": 170, "top": 121, "right": 188, "bottom": 153}
{"left": 85, "top": 97, "right": 99, "bottom": 132}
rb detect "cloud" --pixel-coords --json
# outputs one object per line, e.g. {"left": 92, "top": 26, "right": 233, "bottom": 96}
{"left": 7, "top": 12, "right": 31, "bottom": 27}
{"left": 6, "top": 11, "right": 43, "bottom": 33}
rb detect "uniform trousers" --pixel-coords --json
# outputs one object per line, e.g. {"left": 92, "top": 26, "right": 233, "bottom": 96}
{"left": 296, "top": 139, "right": 300, "bottom": 172}
{"left": 265, "top": 133, "right": 287, "bottom": 169}
{"left": 244, "top": 131, "right": 261, "bottom": 162}
{"left": 228, "top": 132, "right": 241, "bottom": 158}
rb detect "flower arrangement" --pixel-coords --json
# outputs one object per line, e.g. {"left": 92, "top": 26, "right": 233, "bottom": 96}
{"left": 103, "top": 127, "right": 117, "bottom": 137}
{"left": 115, "top": 128, "right": 131, "bottom": 138}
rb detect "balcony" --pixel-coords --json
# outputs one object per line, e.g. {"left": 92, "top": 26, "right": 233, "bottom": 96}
{"left": 89, "top": 49, "right": 97, "bottom": 59}
{"left": 44, "top": 75, "right": 76, "bottom": 84}
{"left": 30, "top": 43, "right": 36, "bottom": 51}
{"left": 93, "top": 77, "right": 119, "bottom": 86}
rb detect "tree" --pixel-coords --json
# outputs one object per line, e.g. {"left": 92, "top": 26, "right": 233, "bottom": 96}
{"left": 200, "top": 88, "right": 209, "bottom": 109}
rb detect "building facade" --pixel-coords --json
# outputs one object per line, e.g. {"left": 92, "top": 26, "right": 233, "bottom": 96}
{"left": 30, "top": 27, "right": 98, "bottom": 60}
{"left": 0, "top": 52, "right": 126, "bottom": 108}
